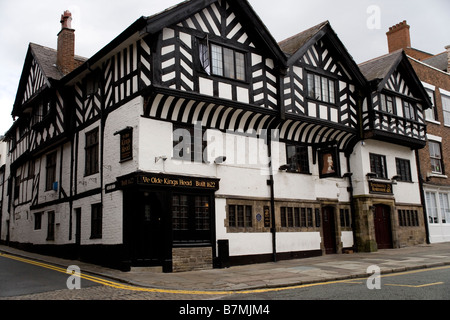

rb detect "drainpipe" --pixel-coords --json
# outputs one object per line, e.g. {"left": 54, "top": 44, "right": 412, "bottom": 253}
{"left": 415, "top": 149, "right": 431, "bottom": 244}
{"left": 345, "top": 153, "right": 358, "bottom": 252}
{"left": 266, "top": 124, "right": 278, "bottom": 263}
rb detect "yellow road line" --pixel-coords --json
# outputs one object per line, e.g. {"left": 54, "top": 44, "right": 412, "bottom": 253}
{"left": 384, "top": 282, "right": 444, "bottom": 288}
{"left": 1, "top": 252, "right": 449, "bottom": 296}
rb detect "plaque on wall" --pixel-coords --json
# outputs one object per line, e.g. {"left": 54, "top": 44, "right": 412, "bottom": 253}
{"left": 369, "top": 181, "right": 393, "bottom": 194}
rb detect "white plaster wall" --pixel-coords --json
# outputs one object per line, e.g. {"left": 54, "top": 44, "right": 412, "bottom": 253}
{"left": 341, "top": 231, "right": 354, "bottom": 248}
{"left": 350, "top": 140, "right": 421, "bottom": 204}
{"left": 276, "top": 232, "right": 321, "bottom": 253}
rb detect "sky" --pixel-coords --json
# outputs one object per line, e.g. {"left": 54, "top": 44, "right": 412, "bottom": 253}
{"left": 0, "top": 0, "right": 449, "bottom": 136}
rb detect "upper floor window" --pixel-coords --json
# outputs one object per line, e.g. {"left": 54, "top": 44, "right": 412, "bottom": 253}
{"left": 199, "top": 40, "right": 246, "bottom": 81}
{"left": 45, "top": 152, "right": 57, "bottom": 191}
{"left": 380, "top": 94, "right": 395, "bottom": 113}
{"left": 307, "top": 72, "right": 336, "bottom": 104}
{"left": 370, "top": 153, "right": 387, "bottom": 179}
{"left": 286, "top": 145, "right": 309, "bottom": 174}
{"left": 424, "top": 88, "right": 438, "bottom": 121}
{"left": 403, "top": 101, "right": 416, "bottom": 120}
{"left": 442, "top": 94, "right": 450, "bottom": 126}
{"left": 395, "top": 158, "right": 412, "bottom": 182}
{"left": 85, "top": 128, "right": 99, "bottom": 176}
{"left": 32, "top": 99, "right": 52, "bottom": 126}
{"left": 429, "top": 141, "right": 443, "bottom": 174}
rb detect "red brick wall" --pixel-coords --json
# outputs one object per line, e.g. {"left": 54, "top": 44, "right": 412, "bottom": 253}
{"left": 409, "top": 58, "right": 450, "bottom": 187}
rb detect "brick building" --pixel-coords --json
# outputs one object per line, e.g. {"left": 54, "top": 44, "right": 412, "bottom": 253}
{"left": 386, "top": 21, "right": 450, "bottom": 243}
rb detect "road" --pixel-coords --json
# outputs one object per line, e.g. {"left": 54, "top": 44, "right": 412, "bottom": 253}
{"left": 1, "top": 252, "right": 449, "bottom": 303}
{"left": 221, "top": 265, "right": 450, "bottom": 300}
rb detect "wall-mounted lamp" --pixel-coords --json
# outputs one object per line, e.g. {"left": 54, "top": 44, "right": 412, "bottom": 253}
{"left": 155, "top": 156, "right": 168, "bottom": 163}
{"left": 279, "top": 164, "right": 290, "bottom": 171}
{"left": 343, "top": 172, "right": 353, "bottom": 178}
{"left": 366, "top": 172, "right": 377, "bottom": 179}
{"left": 214, "top": 156, "right": 227, "bottom": 164}
{"left": 391, "top": 175, "right": 401, "bottom": 181}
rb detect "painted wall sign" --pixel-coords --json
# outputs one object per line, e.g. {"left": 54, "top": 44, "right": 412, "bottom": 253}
{"left": 369, "top": 181, "right": 393, "bottom": 194}
{"left": 118, "top": 172, "right": 220, "bottom": 191}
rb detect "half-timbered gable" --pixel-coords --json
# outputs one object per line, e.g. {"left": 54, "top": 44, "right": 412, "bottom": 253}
{"left": 359, "top": 50, "right": 431, "bottom": 148}
{"left": 143, "top": 0, "right": 286, "bottom": 129}
{"left": 278, "top": 21, "right": 366, "bottom": 153}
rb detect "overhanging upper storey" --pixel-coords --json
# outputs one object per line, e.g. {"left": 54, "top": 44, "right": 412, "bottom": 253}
{"left": 277, "top": 21, "right": 368, "bottom": 153}
{"left": 359, "top": 50, "right": 432, "bottom": 149}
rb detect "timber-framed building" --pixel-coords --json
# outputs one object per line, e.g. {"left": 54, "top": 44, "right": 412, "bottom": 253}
{"left": 0, "top": 0, "right": 432, "bottom": 272}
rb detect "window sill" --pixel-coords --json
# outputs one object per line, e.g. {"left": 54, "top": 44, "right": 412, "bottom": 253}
{"left": 428, "top": 173, "right": 448, "bottom": 179}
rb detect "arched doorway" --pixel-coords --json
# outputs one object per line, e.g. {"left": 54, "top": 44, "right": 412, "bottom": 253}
{"left": 322, "top": 206, "right": 337, "bottom": 254}
{"left": 373, "top": 204, "right": 393, "bottom": 249}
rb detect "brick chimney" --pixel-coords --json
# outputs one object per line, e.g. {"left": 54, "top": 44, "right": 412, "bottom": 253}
{"left": 446, "top": 45, "right": 450, "bottom": 73}
{"left": 57, "top": 10, "right": 76, "bottom": 75}
{"left": 386, "top": 20, "right": 411, "bottom": 53}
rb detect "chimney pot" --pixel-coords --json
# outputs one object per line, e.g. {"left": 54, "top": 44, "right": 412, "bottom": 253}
{"left": 60, "top": 10, "right": 73, "bottom": 30}
{"left": 57, "top": 10, "right": 75, "bottom": 75}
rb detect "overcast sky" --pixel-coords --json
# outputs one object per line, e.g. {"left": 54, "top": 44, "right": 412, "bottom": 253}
{"left": 0, "top": 0, "right": 449, "bottom": 135}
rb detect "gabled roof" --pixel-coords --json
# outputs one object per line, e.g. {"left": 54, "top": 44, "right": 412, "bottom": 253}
{"left": 359, "top": 49, "right": 432, "bottom": 109}
{"left": 12, "top": 43, "right": 87, "bottom": 116}
{"left": 279, "top": 21, "right": 329, "bottom": 56}
{"left": 422, "top": 51, "right": 448, "bottom": 72}
{"left": 64, "top": 0, "right": 287, "bottom": 84}
{"left": 278, "top": 21, "right": 366, "bottom": 88}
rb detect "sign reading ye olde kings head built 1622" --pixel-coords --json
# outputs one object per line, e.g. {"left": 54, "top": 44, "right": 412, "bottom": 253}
{"left": 117, "top": 172, "right": 220, "bottom": 191}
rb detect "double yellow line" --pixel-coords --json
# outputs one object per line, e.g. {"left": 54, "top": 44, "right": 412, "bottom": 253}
{"left": 1, "top": 252, "right": 448, "bottom": 296}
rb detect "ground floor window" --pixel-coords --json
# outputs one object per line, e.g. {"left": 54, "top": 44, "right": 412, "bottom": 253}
{"left": 47, "top": 211, "right": 55, "bottom": 240}
{"left": 172, "top": 194, "right": 212, "bottom": 244}
{"left": 426, "top": 191, "right": 450, "bottom": 224}
{"left": 398, "top": 209, "right": 420, "bottom": 227}
{"left": 90, "top": 203, "right": 102, "bottom": 239}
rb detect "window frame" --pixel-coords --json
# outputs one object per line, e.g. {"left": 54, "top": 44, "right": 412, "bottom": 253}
{"left": 199, "top": 39, "right": 247, "bottom": 82}
{"left": 228, "top": 204, "right": 252, "bottom": 229}
{"left": 90, "top": 203, "right": 103, "bottom": 239}
{"left": 429, "top": 141, "right": 444, "bottom": 175}
{"left": 379, "top": 93, "right": 395, "bottom": 114}
{"left": 45, "top": 152, "right": 57, "bottom": 191}
{"left": 34, "top": 212, "right": 43, "bottom": 230}
{"left": 47, "top": 211, "right": 55, "bottom": 241}
{"left": 442, "top": 94, "right": 450, "bottom": 126}
{"left": 369, "top": 153, "right": 388, "bottom": 179}
{"left": 403, "top": 100, "right": 417, "bottom": 121}
{"left": 395, "top": 158, "right": 412, "bottom": 182}
{"left": 85, "top": 128, "right": 99, "bottom": 177}
{"left": 424, "top": 88, "right": 438, "bottom": 122}
{"left": 307, "top": 72, "right": 337, "bottom": 105}
{"left": 173, "top": 193, "right": 213, "bottom": 244}
{"left": 286, "top": 144, "right": 310, "bottom": 174}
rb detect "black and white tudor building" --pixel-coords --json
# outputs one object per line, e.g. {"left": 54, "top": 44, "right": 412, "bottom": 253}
{"left": 0, "top": 0, "right": 432, "bottom": 272}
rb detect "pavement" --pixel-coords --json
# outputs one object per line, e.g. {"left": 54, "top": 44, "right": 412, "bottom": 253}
{"left": 1, "top": 243, "right": 450, "bottom": 293}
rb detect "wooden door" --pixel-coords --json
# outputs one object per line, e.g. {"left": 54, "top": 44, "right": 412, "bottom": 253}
{"left": 374, "top": 205, "right": 393, "bottom": 249}
{"left": 134, "top": 192, "right": 165, "bottom": 266}
{"left": 322, "top": 206, "right": 337, "bottom": 254}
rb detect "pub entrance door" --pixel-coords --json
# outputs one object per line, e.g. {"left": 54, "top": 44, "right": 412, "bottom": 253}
{"left": 374, "top": 204, "right": 393, "bottom": 249}
{"left": 322, "top": 206, "right": 337, "bottom": 254}
{"left": 132, "top": 192, "right": 165, "bottom": 266}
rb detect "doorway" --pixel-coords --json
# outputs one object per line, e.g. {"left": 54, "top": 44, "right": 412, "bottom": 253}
{"left": 322, "top": 206, "right": 337, "bottom": 254}
{"left": 374, "top": 204, "right": 393, "bottom": 249}
{"left": 132, "top": 192, "right": 165, "bottom": 266}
